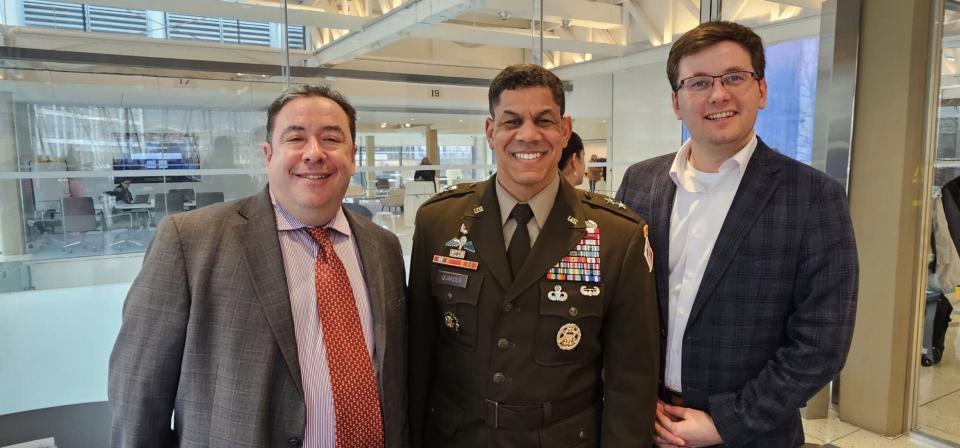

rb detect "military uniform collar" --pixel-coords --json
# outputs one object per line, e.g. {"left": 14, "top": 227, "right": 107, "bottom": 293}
{"left": 494, "top": 173, "right": 561, "bottom": 229}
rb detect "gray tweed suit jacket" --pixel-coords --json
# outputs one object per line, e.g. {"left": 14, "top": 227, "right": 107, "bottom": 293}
{"left": 616, "top": 138, "right": 859, "bottom": 447}
{"left": 109, "top": 186, "right": 407, "bottom": 448}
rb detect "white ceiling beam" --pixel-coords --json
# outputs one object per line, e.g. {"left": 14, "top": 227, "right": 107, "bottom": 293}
{"left": 476, "top": 0, "right": 623, "bottom": 30}
{"left": 415, "top": 23, "right": 625, "bottom": 56}
{"left": 311, "top": 0, "right": 486, "bottom": 66}
{"left": 623, "top": 0, "right": 662, "bottom": 46}
{"left": 725, "top": 0, "right": 749, "bottom": 21}
{"left": 551, "top": 14, "right": 819, "bottom": 79}
{"left": 54, "top": 0, "right": 368, "bottom": 30}
{"left": 766, "top": 0, "right": 821, "bottom": 9}
{"left": 678, "top": 0, "right": 699, "bottom": 18}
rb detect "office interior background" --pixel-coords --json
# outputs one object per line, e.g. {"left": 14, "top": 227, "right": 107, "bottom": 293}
{"left": 0, "top": 0, "right": 954, "bottom": 446}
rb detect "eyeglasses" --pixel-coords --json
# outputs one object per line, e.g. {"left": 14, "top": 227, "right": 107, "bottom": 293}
{"left": 675, "top": 71, "right": 760, "bottom": 93}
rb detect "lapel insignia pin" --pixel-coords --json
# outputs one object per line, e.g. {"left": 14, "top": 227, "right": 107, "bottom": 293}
{"left": 556, "top": 323, "right": 582, "bottom": 350}
{"left": 473, "top": 206, "right": 484, "bottom": 215}
{"left": 460, "top": 223, "right": 468, "bottom": 235}
{"left": 547, "top": 285, "right": 569, "bottom": 302}
{"left": 443, "top": 312, "right": 460, "bottom": 332}
{"left": 567, "top": 216, "right": 579, "bottom": 226}
{"left": 580, "top": 286, "right": 600, "bottom": 297}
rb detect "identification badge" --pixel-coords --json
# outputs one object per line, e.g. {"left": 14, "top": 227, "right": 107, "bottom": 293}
{"left": 443, "top": 312, "right": 460, "bottom": 331}
{"left": 436, "top": 269, "right": 469, "bottom": 289}
{"left": 547, "top": 285, "right": 569, "bottom": 302}
{"left": 556, "top": 323, "right": 582, "bottom": 350}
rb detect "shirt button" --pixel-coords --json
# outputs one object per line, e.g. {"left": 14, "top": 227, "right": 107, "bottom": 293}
{"left": 492, "top": 372, "right": 507, "bottom": 384}
{"left": 502, "top": 303, "right": 514, "bottom": 313}
{"left": 497, "top": 338, "right": 510, "bottom": 350}
{"left": 685, "top": 270, "right": 694, "bottom": 279}
{"left": 568, "top": 307, "right": 579, "bottom": 317}
{"left": 287, "top": 437, "right": 302, "bottom": 447}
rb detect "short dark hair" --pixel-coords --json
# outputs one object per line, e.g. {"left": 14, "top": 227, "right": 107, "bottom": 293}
{"left": 265, "top": 84, "right": 357, "bottom": 143}
{"left": 558, "top": 132, "right": 584, "bottom": 170}
{"left": 666, "top": 21, "right": 765, "bottom": 91}
{"left": 488, "top": 64, "right": 566, "bottom": 117}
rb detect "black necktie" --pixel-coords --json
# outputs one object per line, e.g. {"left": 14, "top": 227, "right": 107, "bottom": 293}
{"left": 508, "top": 203, "right": 534, "bottom": 279}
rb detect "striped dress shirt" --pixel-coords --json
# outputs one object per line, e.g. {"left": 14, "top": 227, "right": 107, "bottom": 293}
{"left": 272, "top": 198, "right": 376, "bottom": 448}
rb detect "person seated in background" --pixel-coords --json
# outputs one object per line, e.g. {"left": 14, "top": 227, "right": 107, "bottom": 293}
{"left": 112, "top": 179, "right": 134, "bottom": 203}
{"left": 558, "top": 131, "right": 586, "bottom": 187}
{"left": 413, "top": 156, "right": 436, "bottom": 182}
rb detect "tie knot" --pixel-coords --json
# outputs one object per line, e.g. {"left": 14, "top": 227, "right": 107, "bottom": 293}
{"left": 305, "top": 226, "right": 332, "bottom": 248}
{"left": 510, "top": 203, "right": 534, "bottom": 226}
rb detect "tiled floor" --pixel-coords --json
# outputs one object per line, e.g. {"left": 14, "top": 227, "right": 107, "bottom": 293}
{"left": 800, "top": 302, "right": 960, "bottom": 448}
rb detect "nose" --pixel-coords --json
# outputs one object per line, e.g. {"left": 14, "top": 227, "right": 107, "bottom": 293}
{"left": 709, "top": 79, "right": 732, "bottom": 103}
{"left": 515, "top": 119, "right": 542, "bottom": 143}
{"left": 302, "top": 137, "right": 326, "bottom": 162}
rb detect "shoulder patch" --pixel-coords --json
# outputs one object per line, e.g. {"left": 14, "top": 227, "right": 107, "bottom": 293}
{"left": 581, "top": 191, "right": 642, "bottom": 223}
{"left": 421, "top": 182, "right": 478, "bottom": 207}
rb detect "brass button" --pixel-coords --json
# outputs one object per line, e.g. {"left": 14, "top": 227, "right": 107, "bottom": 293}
{"left": 497, "top": 338, "right": 510, "bottom": 350}
{"left": 578, "top": 429, "right": 586, "bottom": 440}
{"left": 502, "top": 303, "right": 514, "bottom": 313}
{"left": 568, "top": 307, "right": 579, "bottom": 317}
{"left": 445, "top": 292, "right": 453, "bottom": 302}
{"left": 492, "top": 372, "right": 506, "bottom": 384}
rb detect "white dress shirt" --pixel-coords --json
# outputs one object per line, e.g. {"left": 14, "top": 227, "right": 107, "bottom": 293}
{"left": 664, "top": 134, "right": 757, "bottom": 392}
{"left": 272, "top": 197, "right": 375, "bottom": 448}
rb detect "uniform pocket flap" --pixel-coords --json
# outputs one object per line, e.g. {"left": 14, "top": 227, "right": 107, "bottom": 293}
{"left": 427, "top": 390, "right": 464, "bottom": 436}
{"left": 539, "top": 406, "right": 600, "bottom": 447}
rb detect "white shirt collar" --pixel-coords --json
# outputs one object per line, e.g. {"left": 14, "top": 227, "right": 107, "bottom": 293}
{"left": 669, "top": 133, "right": 758, "bottom": 193}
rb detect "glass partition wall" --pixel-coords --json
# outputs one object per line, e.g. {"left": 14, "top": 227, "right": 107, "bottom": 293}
{"left": 0, "top": 1, "right": 849, "bottom": 447}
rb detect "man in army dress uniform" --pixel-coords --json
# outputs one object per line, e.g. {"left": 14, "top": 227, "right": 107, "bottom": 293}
{"left": 408, "top": 64, "right": 660, "bottom": 447}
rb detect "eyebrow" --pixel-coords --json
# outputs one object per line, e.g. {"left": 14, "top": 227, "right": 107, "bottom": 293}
{"left": 278, "top": 125, "right": 346, "bottom": 138}
{"left": 688, "top": 66, "right": 752, "bottom": 77}
{"left": 499, "top": 109, "right": 557, "bottom": 119}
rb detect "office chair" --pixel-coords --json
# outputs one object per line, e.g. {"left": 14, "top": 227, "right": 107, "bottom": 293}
{"left": 61, "top": 197, "right": 99, "bottom": 252}
{"left": 100, "top": 194, "right": 143, "bottom": 249}
{"left": 169, "top": 188, "right": 196, "bottom": 203}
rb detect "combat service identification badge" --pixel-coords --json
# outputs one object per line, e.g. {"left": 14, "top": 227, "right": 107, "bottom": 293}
{"left": 556, "top": 323, "right": 582, "bottom": 350}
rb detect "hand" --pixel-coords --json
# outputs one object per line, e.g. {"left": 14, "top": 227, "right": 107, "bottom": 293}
{"left": 657, "top": 403, "right": 723, "bottom": 448}
{"left": 654, "top": 400, "right": 686, "bottom": 447}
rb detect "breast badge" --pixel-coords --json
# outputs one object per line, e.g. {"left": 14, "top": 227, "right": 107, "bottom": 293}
{"left": 547, "top": 285, "right": 569, "bottom": 302}
{"left": 556, "top": 323, "right": 582, "bottom": 350}
{"left": 579, "top": 286, "right": 600, "bottom": 297}
{"left": 445, "top": 236, "right": 476, "bottom": 259}
{"left": 546, "top": 220, "right": 601, "bottom": 283}
{"left": 443, "top": 312, "right": 460, "bottom": 332}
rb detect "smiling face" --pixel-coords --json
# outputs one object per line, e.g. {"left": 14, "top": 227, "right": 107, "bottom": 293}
{"left": 261, "top": 96, "right": 357, "bottom": 226}
{"left": 672, "top": 40, "right": 767, "bottom": 163}
{"left": 485, "top": 87, "right": 571, "bottom": 201}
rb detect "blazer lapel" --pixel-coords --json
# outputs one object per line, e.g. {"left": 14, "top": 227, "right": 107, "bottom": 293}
{"left": 505, "top": 180, "right": 585, "bottom": 303}
{"left": 343, "top": 208, "right": 388, "bottom": 379}
{"left": 651, "top": 164, "right": 677, "bottom": 326}
{"left": 238, "top": 186, "right": 303, "bottom": 395}
{"left": 686, "top": 140, "right": 783, "bottom": 325}
{"left": 464, "top": 179, "right": 512, "bottom": 292}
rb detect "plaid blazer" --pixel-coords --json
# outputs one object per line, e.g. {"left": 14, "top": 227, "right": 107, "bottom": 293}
{"left": 616, "top": 138, "right": 858, "bottom": 447}
{"left": 109, "top": 186, "right": 408, "bottom": 448}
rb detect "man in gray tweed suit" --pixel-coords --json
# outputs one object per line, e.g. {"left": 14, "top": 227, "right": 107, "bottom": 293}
{"left": 109, "top": 85, "right": 407, "bottom": 448}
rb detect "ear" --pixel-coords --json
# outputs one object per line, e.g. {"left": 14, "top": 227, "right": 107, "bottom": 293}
{"left": 671, "top": 91, "right": 681, "bottom": 120}
{"left": 560, "top": 116, "right": 573, "bottom": 146}
{"left": 758, "top": 78, "right": 768, "bottom": 110}
{"left": 261, "top": 142, "right": 272, "bottom": 163}
{"left": 349, "top": 144, "right": 358, "bottom": 175}
{"left": 484, "top": 117, "right": 495, "bottom": 146}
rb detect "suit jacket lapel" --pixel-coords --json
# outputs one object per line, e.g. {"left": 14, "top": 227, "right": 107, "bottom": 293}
{"left": 686, "top": 140, "right": 783, "bottom": 325}
{"left": 651, "top": 163, "right": 677, "bottom": 326}
{"left": 238, "top": 186, "right": 303, "bottom": 395}
{"left": 465, "top": 179, "right": 512, "bottom": 292}
{"left": 343, "top": 208, "right": 388, "bottom": 380}
{"left": 505, "top": 179, "right": 585, "bottom": 303}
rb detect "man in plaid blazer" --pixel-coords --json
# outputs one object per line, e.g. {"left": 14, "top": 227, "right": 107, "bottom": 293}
{"left": 616, "top": 21, "right": 858, "bottom": 447}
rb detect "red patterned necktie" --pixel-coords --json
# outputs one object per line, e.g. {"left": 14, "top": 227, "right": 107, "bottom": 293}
{"left": 305, "top": 227, "right": 384, "bottom": 447}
